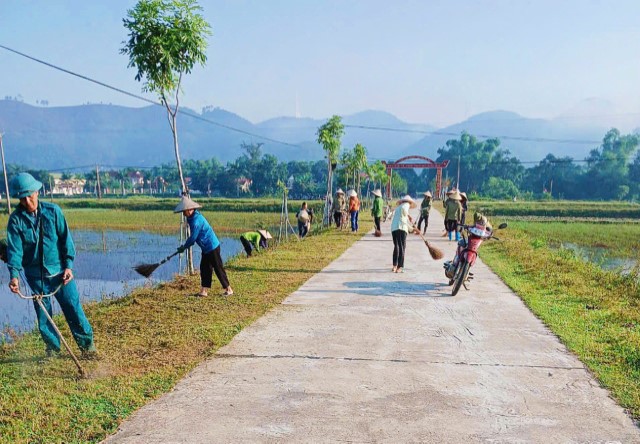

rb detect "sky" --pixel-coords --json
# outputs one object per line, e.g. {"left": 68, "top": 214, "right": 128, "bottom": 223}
{"left": 2, "top": 0, "right": 640, "bottom": 128}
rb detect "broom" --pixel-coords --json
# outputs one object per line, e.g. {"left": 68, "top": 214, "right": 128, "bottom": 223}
{"left": 412, "top": 225, "right": 444, "bottom": 260}
{"left": 133, "top": 250, "right": 180, "bottom": 278}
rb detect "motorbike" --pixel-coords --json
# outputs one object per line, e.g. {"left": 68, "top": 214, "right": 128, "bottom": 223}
{"left": 443, "top": 221, "right": 507, "bottom": 296}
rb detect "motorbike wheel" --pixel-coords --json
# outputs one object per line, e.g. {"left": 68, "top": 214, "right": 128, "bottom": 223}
{"left": 451, "top": 261, "right": 470, "bottom": 296}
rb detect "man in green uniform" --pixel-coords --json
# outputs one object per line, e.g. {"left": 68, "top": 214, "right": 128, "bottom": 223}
{"left": 417, "top": 191, "right": 432, "bottom": 234}
{"left": 6, "top": 173, "right": 96, "bottom": 358}
{"left": 371, "top": 189, "right": 384, "bottom": 234}
{"left": 239, "top": 229, "right": 272, "bottom": 257}
{"left": 443, "top": 189, "right": 463, "bottom": 241}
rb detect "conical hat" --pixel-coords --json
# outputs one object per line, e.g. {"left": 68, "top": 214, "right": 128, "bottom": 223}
{"left": 349, "top": 190, "right": 357, "bottom": 197}
{"left": 397, "top": 195, "right": 417, "bottom": 209}
{"left": 335, "top": 188, "right": 345, "bottom": 195}
{"left": 448, "top": 190, "right": 462, "bottom": 201}
{"left": 423, "top": 191, "right": 432, "bottom": 198}
{"left": 459, "top": 192, "right": 467, "bottom": 201}
{"left": 173, "top": 195, "right": 202, "bottom": 213}
{"left": 372, "top": 189, "right": 382, "bottom": 197}
{"left": 258, "top": 229, "right": 272, "bottom": 240}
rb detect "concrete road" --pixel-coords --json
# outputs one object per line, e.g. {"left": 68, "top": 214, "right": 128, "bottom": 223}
{"left": 105, "top": 207, "right": 640, "bottom": 443}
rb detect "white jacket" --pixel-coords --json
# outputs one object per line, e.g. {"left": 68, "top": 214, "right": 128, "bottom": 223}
{"left": 391, "top": 202, "right": 410, "bottom": 233}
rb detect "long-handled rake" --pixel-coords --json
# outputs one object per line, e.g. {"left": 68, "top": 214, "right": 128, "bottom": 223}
{"left": 412, "top": 225, "right": 444, "bottom": 260}
{"left": 15, "top": 284, "right": 86, "bottom": 377}
{"left": 133, "top": 250, "right": 180, "bottom": 278}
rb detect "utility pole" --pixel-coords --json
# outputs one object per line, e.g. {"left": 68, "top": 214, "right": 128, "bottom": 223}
{"left": 0, "top": 133, "right": 11, "bottom": 214}
{"left": 456, "top": 154, "right": 461, "bottom": 190}
{"left": 49, "top": 176, "right": 54, "bottom": 202}
{"left": 95, "top": 165, "right": 102, "bottom": 199}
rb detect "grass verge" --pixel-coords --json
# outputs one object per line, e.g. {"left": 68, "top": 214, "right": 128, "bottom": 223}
{"left": 480, "top": 227, "right": 640, "bottom": 420}
{"left": 0, "top": 225, "right": 365, "bottom": 443}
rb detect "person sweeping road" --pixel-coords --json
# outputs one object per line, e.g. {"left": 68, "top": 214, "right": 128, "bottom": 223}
{"left": 239, "top": 229, "right": 272, "bottom": 257}
{"left": 390, "top": 195, "right": 416, "bottom": 273}
{"left": 371, "top": 189, "right": 383, "bottom": 235}
{"left": 174, "top": 196, "right": 233, "bottom": 297}
{"left": 6, "top": 172, "right": 97, "bottom": 359}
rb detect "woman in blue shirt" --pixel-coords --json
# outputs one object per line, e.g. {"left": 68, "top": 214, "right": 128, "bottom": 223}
{"left": 175, "top": 196, "right": 233, "bottom": 297}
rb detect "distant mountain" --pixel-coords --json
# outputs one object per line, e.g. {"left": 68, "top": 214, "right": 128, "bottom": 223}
{"left": 404, "top": 110, "right": 610, "bottom": 163}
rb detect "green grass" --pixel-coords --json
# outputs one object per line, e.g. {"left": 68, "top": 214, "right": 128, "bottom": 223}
{"left": 479, "top": 223, "right": 640, "bottom": 420}
{"left": 471, "top": 199, "right": 640, "bottom": 219}
{"left": 0, "top": 221, "right": 367, "bottom": 443}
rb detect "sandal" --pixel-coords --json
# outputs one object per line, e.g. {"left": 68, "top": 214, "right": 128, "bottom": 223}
{"left": 223, "top": 288, "right": 234, "bottom": 296}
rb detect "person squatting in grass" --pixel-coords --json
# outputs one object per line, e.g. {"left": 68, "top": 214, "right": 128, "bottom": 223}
{"left": 391, "top": 195, "right": 416, "bottom": 273}
{"left": 332, "top": 188, "right": 346, "bottom": 228}
{"left": 371, "top": 189, "right": 384, "bottom": 233}
{"left": 443, "top": 189, "right": 463, "bottom": 241}
{"left": 239, "top": 229, "right": 272, "bottom": 257}
{"left": 348, "top": 190, "right": 360, "bottom": 232}
{"left": 417, "top": 191, "right": 432, "bottom": 235}
{"left": 6, "top": 172, "right": 97, "bottom": 359}
{"left": 175, "top": 195, "right": 233, "bottom": 297}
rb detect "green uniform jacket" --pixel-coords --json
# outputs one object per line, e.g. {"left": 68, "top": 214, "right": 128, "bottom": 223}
{"left": 241, "top": 231, "right": 262, "bottom": 251}
{"left": 371, "top": 196, "right": 383, "bottom": 218}
{"left": 7, "top": 201, "right": 75, "bottom": 280}
{"left": 420, "top": 198, "right": 432, "bottom": 216}
{"left": 331, "top": 195, "right": 346, "bottom": 212}
{"left": 444, "top": 198, "right": 462, "bottom": 222}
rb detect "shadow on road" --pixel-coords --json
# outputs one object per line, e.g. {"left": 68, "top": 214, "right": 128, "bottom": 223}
{"left": 342, "top": 280, "right": 452, "bottom": 298}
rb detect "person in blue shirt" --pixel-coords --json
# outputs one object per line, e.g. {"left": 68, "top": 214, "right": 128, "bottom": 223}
{"left": 6, "top": 173, "right": 96, "bottom": 358}
{"left": 175, "top": 196, "right": 233, "bottom": 297}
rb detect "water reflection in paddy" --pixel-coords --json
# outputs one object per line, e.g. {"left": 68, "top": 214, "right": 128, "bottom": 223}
{"left": 0, "top": 230, "right": 242, "bottom": 336}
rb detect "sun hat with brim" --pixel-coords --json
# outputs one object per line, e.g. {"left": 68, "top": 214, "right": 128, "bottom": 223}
{"left": 448, "top": 190, "right": 462, "bottom": 201}
{"left": 336, "top": 188, "right": 344, "bottom": 195}
{"left": 397, "top": 195, "right": 417, "bottom": 209}
{"left": 372, "top": 189, "right": 382, "bottom": 197}
{"left": 349, "top": 190, "right": 357, "bottom": 197}
{"left": 423, "top": 191, "right": 432, "bottom": 198}
{"left": 258, "top": 229, "right": 272, "bottom": 240}
{"left": 173, "top": 195, "right": 202, "bottom": 213}
{"left": 459, "top": 192, "right": 468, "bottom": 201}
{"left": 10, "top": 173, "right": 43, "bottom": 199}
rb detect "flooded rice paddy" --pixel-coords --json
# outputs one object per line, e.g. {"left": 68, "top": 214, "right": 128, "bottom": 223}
{"left": 0, "top": 230, "right": 242, "bottom": 337}
{"left": 556, "top": 242, "right": 639, "bottom": 275}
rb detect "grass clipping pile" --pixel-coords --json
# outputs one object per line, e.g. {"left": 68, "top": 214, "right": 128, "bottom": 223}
{"left": 0, "top": 227, "right": 363, "bottom": 443}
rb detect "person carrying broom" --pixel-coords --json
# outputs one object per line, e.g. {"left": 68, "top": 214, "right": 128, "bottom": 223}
{"left": 390, "top": 195, "right": 416, "bottom": 273}
{"left": 371, "top": 189, "right": 384, "bottom": 235}
{"left": 174, "top": 196, "right": 233, "bottom": 297}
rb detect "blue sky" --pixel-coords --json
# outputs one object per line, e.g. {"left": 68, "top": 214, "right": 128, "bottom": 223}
{"left": 2, "top": 0, "right": 639, "bottom": 128}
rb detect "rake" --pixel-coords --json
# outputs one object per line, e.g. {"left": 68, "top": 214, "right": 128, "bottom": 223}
{"left": 133, "top": 250, "right": 180, "bottom": 278}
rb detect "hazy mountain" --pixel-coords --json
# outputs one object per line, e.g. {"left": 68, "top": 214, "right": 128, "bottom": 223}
{"left": 403, "top": 110, "right": 609, "bottom": 163}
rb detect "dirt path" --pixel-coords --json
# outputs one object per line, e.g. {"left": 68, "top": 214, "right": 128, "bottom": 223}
{"left": 105, "top": 208, "right": 639, "bottom": 443}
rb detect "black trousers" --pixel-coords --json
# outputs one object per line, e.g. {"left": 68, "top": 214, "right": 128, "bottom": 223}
{"left": 444, "top": 219, "right": 458, "bottom": 233}
{"left": 240, "top": 236, "right": 253, "bottom": 257}
{"left": 392, "top": 229, "right": 407, "bottom": 268}
{"left": 374, "top": 216, "right": 381, "bottom": 232}
{"left": 334, "top": 211, "right": 342, "bottom": 227}
{"left": 201, "top": 246, "right": 229, "bottom": 289}
{"left": 418, "top": 214, "right": 429, "bottom": 232}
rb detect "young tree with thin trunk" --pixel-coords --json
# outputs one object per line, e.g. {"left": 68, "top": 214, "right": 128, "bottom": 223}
{"left": 316, "top": 115, "right": 344, "bottom": 225}
{"left": 121, "top": 0, "right": 211, "bottom": 196}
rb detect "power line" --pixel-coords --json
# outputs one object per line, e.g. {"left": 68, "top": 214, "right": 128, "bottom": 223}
{"left": 0, "top": 44, "right": 302, "bottom": 149}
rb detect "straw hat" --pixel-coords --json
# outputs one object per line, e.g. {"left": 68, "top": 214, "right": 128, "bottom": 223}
{"left": 349, "top": 190, "right": 357, "bottom": 197}
{"left": 173, "top": 195, "right": 202, "bottom": 213}
{"left": 459, "top": 192, "right": 467, "bottom": 201}
{"left": 447, "top": 190, "right": 462, "bottom": 201}
{"left": 335, "top": 188, "right": 344, "bottom": 195}
{"left": 372, "top": 189, "right": 382, "bottom": 197}
{"left": 258, "top": 229, "right": 272, "bottom": 240}
{"left": 423, "top": 191, "right": 432, "bottom": 198}
{"left": 397, "top": 195, "right": 417, "bottom": 209}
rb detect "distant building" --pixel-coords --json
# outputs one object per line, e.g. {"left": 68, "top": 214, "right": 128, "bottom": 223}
{"left": 235, "top": 177, "right": 252, "bottom": 193}
{"left": 53, "top": 178, "right": 86, "bottom": 196}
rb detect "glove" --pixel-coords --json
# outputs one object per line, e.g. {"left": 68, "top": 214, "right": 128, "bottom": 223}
{"left": 176, "top": 245, "right": 186, "bottom": 254}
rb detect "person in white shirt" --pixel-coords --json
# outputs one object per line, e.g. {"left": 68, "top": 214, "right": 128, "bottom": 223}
{"left": 390, "top": 195, "right": 416, "bottom": 273}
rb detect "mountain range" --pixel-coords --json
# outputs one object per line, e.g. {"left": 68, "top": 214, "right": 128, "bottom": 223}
{"left": 0, "top": 100, "right": 630, "bottom": 170}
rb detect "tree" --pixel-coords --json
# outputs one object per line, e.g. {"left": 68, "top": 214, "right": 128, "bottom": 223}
{"left": 352, "top": 143, "right": 367, "bottom": 194}
{"left": 316, "top": 115, "right": 345, "bottom": 224}
{"left": 121, "top": 0, "right": 211, "bottom": 195}
{"left": 483, "top": 177, "right": 520, "bottom": 200}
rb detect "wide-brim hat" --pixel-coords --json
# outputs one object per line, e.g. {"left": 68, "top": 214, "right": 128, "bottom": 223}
{"left": 372, "top": 189, "right": 382, "bottom": 197}
{"left": 459, "top": 192, "right": 468, "bottom": 201}
{"left": 397, "top": 195, "right": 417, "bottom": 209}
{"left": 448, "top": 190, "right": 462, "bottom": 201}
{"left": 173, "top": 195, "right": 202, "bottom": 213}
{"left": 349, "top": 190, "right": 357, "bottom": 197}
{"left": 258, "top": 229, "right": 272, "bottom": 240}
{"left": 336, "top": 188, "right": 344, "bottom": 195}
{"left": 423, "top": 191, "right": 432, "bottom": 198}
{"left": 10, "top": 172, "right": 42, "bottom": 199}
